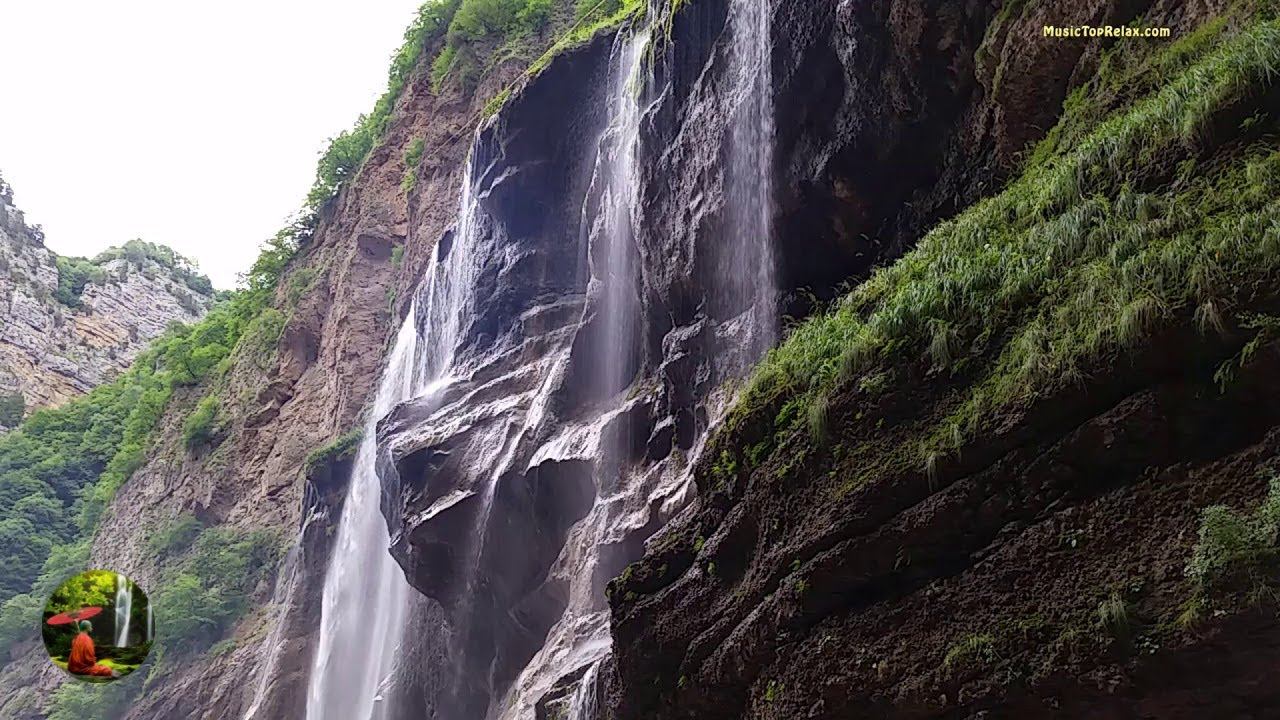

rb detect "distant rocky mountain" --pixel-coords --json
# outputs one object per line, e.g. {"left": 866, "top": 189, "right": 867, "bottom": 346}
{"left": 0, "top": 175, "right": 214, "bottom": 430}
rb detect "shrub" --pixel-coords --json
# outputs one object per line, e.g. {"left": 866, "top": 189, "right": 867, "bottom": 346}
{"left": 147, "top": 513, "right": 204, "bottom": 558}
{"left": 311, "top": 0, "right": 460, "bottom": 210}
{"left": 517, "top": 0, "right": 556, "bottom": 30}
{"left": 182, "top": 396, "right": 222, "bottom": 449}
{"left": 52, "top": 256, "right": 107, "bottom": 308}
{"left": 0, "top": 393, "right": 23, "bottom": 426}
{"left": 48, "top": 681, "right": 134, "bottom": 720}
{"left": 1186, "top": 476, "right": 1280, "bottom": 591}
{"left": 151, "top": 526, "right": 280, "bottom": 651}
{"left": 305, "top": 429, "right": 365, "bottom": 477}
{"left": 401, "top": 137, "right": 427, "bottom": 193}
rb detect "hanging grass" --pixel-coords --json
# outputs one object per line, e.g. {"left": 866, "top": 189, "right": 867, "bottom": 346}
{"left": 738, "top": 12, "right": 1280, "bottom": 467}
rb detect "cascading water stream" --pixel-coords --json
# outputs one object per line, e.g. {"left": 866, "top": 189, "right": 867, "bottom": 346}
{"left": 566, "top": 661, "right": 600, "bottom": 720}
{"left": 725, "top": 0, "right": 778, "bottom": 350}
{"left": 306, "top": 309, "right": 419, "bottom": 720}
{"left": 114, "top": 573, "right": 131, "bottom": 646}
{"left": 492, "top": 25, "right": 654, "bottom": 720}
{"left": 307, "top": 153, "right": 489, "bottom": 720}
{"left": 508, "top": 0, "right": 779, "bottom": 714}
{"left": 304, "top": 0, "right": 778, "bottom": 714}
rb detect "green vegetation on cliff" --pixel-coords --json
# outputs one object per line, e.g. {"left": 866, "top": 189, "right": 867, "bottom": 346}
{"left": 52, "top": 239, "right": 213, "bottom": 309}
{"left": 0, "top": 224, "right": 294, "bottom": 657}
{"left": 743, "top": 9, "right": 1280, "bottom": 472}
{"left": 150, "top": 525, "right": 280, "bottom": 652}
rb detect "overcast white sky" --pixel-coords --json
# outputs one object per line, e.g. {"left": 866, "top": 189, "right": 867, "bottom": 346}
{"left": 0, "top": 0, "right": 425, "bottom": 289}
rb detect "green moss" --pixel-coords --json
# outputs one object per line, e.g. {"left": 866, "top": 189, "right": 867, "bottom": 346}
{"left": 304, "top": 428, "right": 365, "bottom": 477}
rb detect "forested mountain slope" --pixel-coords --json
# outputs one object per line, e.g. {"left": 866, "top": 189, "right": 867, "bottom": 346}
{"left": 0, "top": 178, "right": 213, "bottom": 432}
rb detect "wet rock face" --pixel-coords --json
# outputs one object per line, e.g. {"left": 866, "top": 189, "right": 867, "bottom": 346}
{"left": 380, "top": 0, "right": 1019, "bottom": 716}
{"left": 770, "top": 0, "right": 996, "bottom": 298}
{"left": 379, "top": 33, "right": 622, "bottom": 717}
{"left": 0, "top": 187, "right": 213, "bottom": 428}
{"left": 605, "top": 1, "right": 1265, "bottom": 719}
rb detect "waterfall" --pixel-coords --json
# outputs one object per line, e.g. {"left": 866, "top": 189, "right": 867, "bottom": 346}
{"left": 725, "top": 0, "right": 778, "bottom": 349}
{"left": 307, "top": 154, "right": 489, "bottom": 719}
{"left": 304, "top": 0, "right": 779, "bottom": 714}
{"left": 306, "top": 308, "right": 419, "bottom": 720}
{"left": 567, "top": 661, "right": 600, "bottom": 720}
{"left": 488, "top": 25, "right": 653, "bottom": 720}
{"left": 145, "top": 600, "right": 152, "bottom": 642}
{"left": 114, "top": 574, "right": 132, "bottom": 646}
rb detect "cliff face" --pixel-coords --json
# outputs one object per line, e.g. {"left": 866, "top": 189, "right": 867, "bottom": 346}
{"left": 0, "top": 10, "right": 582, "bottom": 720}
{"left": 609, "top": 1, "right": 1280, "bottom": 719}
{"left": 0, "top": 184, "right": 213, "bottom": 430}
{"left": 4, "top": 0, "right": 1278, "bottom": 718}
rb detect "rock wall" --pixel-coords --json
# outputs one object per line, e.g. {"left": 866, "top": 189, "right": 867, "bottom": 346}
{"left": 0, "top": 184, "right": 213, "bottom": 430}
{"left": 0, "top": 15, "right": 580, "bottom": 719}
{"left": 607, "top": 1, "right": 1280, "bottom": 719}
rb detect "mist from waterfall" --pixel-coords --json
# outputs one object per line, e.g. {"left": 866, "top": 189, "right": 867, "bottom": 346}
{"left": 114, "top": 574, "right": 131, "bottom": 646}
{"left": 305, "top": 308, "right": 418, "bottom": 720}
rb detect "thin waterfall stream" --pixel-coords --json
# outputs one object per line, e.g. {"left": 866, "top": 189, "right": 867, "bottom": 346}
{"left": 114, "top": 573, "right": 131, "bottom": 647}
{"left": 306, "top": 153, "right": 489, "bottom": 719}
{"left": 306, "top": 310, "right": 418, "bottom": 720}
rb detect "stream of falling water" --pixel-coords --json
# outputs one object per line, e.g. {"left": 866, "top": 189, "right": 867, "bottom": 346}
{"left": 114, "top": 574, "right": 131, "bottom": 646}
{"left": 493, "top": 25, "right": 653, "bottom": 720}
{"left": 306, "top": 0, "right": 776, "bottom": 713}
{"left": 306, "top": 310, "right": 418, "bottom": 720}
{"left": 543, "top": 0, "right": 778, "bottom": 714}
{"left": 726, "top": 0, "right": 778, "bottom": 350}
{"left": 306, "top": 155, "right": 487, "bottom": 720}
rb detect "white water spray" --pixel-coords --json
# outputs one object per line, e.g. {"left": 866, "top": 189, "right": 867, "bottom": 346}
{"left": 114, "top": 574, "right": 131, "bottom": 646}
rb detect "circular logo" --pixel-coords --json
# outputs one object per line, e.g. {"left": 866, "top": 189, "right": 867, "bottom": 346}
{"left": 42, "top": 570, "right": 154, "bottom": 682}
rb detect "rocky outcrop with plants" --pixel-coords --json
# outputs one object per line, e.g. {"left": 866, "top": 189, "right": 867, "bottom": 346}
{"left": 3, "top": 0, "right": 1280, "bottom": 718}
{"left": 0, "top": 179, "right": 213, "bottom": 432}
{"left": 608, "top": 1, "right": 1280, "bottom": 717}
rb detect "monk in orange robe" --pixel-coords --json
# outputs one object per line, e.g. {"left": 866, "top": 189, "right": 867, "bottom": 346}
{"left": 66, "top": 621, "right": 117, "bottom": 678}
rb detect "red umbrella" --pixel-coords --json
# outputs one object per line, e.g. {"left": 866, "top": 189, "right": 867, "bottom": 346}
{"left": 45, "top": 606, "right": 103, "bottom": 626}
